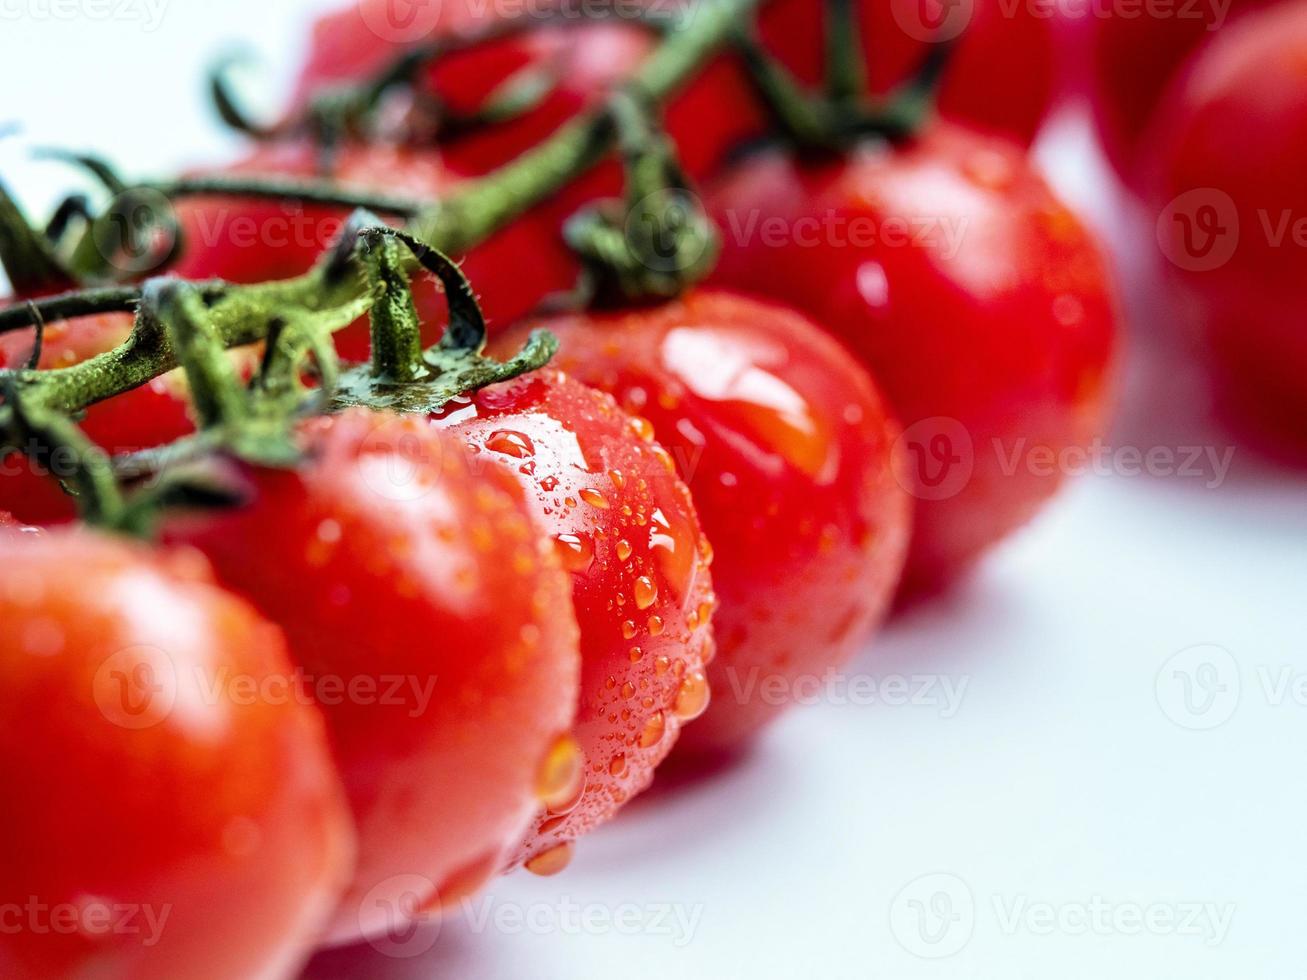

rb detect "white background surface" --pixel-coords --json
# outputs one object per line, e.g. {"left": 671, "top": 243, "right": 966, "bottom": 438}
{"left": 2, "top": 4, "right": 1305, "bottom": 978}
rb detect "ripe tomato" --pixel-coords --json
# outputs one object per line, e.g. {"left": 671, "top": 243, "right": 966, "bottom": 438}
{"left": 499, "top": 292, "right": 911, "bottom": 753}
{"left": 162, "top": 409, "right": 581, "bottom": 942}
{"left": 706, "top": 123, "right": 1119, "bottom": 594}
{"left": 0, "top": 312, "right": 196, "bottom": 525}
{"left": 171, "top": 141, "right": 577, "bottom": 357}
{"left": 431, "top": 370, "right": 715, "bottom": 867}
{"left": 0, "top": 529, "right": 354, "bottom": 979}
{"left": 1144, "top": 2, "right": 1307, "bottom": 455}
{"left": 1087, "top": 0, "right": 1271, "bottom": 186}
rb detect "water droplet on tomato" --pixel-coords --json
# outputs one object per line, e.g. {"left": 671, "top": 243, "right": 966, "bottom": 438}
{"left": 553, "top": 533, "right": 594, "bottom": 574}
{"left": 639, "top": 710, "right": 666, "bottom": 748}
{"left": 634, "top": 576, "right": 657, "bottom": 610}
{"left": 525, "top": 842, "right": 574, "bottom": 877}
{"left": 485, "top": 430, "right": 535, "bottom": 459}
{"left": 535, "top": 734, "right": 584, "bottom": 811}
{"left": 674, "top": 670, "right": 711, "bottom": 721}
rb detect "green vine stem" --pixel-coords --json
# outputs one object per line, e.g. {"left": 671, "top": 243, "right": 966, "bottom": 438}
{"left": 212, "top": 5, "right": 682, "bottom": 148}
{"left": 824, "top": 0, "right": 867, "bottom": 111}
{"left": 0, "top": 0, "right": 759, "bottom": 419}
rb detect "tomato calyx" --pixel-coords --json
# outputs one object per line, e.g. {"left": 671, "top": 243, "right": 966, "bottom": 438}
{"left": 563, "top": 91, "right": 719, "bottom": 305}
{"left": 329, "top": 216, "right": 557, "bottom": 415}
{"left": 732, "top": 0, "right": 957, "bottom": 156}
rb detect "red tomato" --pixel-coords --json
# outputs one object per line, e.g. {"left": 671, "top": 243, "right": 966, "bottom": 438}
{"left": 162, "top": 409, "right": 581, "bottom": 942}
{"left": 706, "top": 123, "right": 1119, "bottom": 594}
{"left": 1144, "top": 2, "right": 1307, "bottom": 455}
{"left": 499, "top": 292, "right": 911, "bottom": 753}
{"left": 0, "top": 529, "right": 354, "bottom": 979}
{"left": 0, "top": 312, "right": 196, "bottom": 525}
{"left": 171, "top": 142, "right": 578, "bottom": 357}
{"left": 1088, "top": 0, "right": 1271, "bottom": 186}
{"left": 431, "top": 370, "right": 715, "bottom": 867}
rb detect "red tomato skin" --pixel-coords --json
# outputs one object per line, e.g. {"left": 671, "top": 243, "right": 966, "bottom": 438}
{"left": 431, "top": 370, "right": 715, "bottom": 864}
{"left": 162, "top": 409, "right": 581, "bottom": 941}
{"left": 0, "top": 530, "right": 355, "bottom": 980}
{"left": 706, "top": 124, "right": 1119, "bottom": 594}
{"left": 1144, "top": 3, "right": 1307, "bottom": 455}
{"left": 171, "top": 142, "right": 578, "bottom": 356}
{"left": 1088, "top": 0, "right": 1271, "bottom": 187}
{"left": 0, "top": 313, "right": 196, "bottom": 525}
{"left": 501, "top": 292, "right": 911, "bottom": 753}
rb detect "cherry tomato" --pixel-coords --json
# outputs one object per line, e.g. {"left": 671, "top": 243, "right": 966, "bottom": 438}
{"left": 162, "top": 408, "right": 581, "bottom": 942}
{"left": 171, "top": 142, "right": 578, "bottom": 357}
{"left": 499, "top": 292, "right": 910, "bottom": 753}
{"left": 0, "top": 312, "right": 196, "bottom": 525}
{"left": 1144, "top": 2, "right": 1307, "bottom": 456}
{"left": 0, "top": 529, "right": 354, "bottom": 979}
{"left": 706, "top": 123, "right": 1119, "bottom": 594}
{"left": 430, "top": 369, "right": 715, "bottom": 867}
{"left": 1088, "top": 0, "right": 1275, "bottom": 187}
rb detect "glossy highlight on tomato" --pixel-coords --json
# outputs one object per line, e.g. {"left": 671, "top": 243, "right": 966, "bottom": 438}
{"left": 0, "top": 312, "right": 196, "bottom": 525}
{"left": 431, "top": 370, "right": 715, "bottom": 865}
{"left": 707, "top": 123, "right": 1119, "bottom": 594}
{"left": 502, "top": 291, "right": 911, "bottom": 753}
{"left": 162, "top": 409, "right": 581, "bottom": 942}
{"left": 1144, "top": 2, "right": 1307, "bottom": 455}
{"left": 0, "top": 529, "right": 355, "bottom": 979}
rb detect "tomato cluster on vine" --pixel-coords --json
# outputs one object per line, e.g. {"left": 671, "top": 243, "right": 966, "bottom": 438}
{"left": 0, "top": 0, "right": 1150, "bottom": 976}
